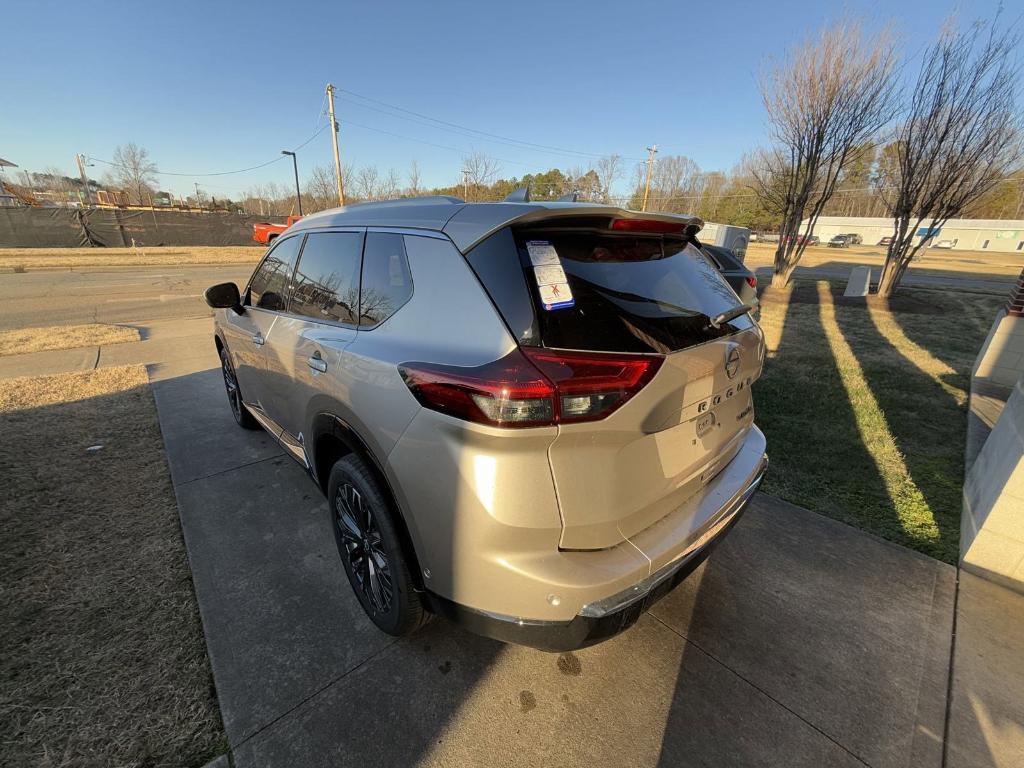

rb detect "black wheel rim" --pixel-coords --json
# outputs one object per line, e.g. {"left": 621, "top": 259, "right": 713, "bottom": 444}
{"left": 335, "top": 483, "right": 393, "bottom": 615}
{"left": 221, "top": 353, "right": 242, "bottom": 420}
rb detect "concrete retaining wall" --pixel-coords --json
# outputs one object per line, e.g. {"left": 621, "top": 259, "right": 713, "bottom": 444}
{"left": 962, "top": 378, "right": 1024, "bottom": 593}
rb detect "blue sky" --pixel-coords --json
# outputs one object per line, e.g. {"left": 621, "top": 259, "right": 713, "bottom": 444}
{"left": 0, "top": 0, "right": 1010, "bottom": 199}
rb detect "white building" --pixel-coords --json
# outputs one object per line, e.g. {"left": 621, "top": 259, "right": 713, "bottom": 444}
{"left": 800, "top": 216, "right": 1024, "bottom": 253}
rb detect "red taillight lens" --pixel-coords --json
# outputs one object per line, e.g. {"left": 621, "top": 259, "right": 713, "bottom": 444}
{"left": 399, "top": 348, "right": 662, "bottom": 428}
{"left": 610, "top": 218, "right": 686, "bottom": 234}
{"left": 745, "top": 275, "right": 757, "bottom": 288}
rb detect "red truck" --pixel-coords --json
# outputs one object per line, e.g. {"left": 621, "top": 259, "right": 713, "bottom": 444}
{"left": 252, "top": 215, "right": 302, "bottom": 245}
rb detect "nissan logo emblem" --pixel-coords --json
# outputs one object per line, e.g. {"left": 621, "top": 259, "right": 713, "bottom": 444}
{"left": 725, "top": 345, "right": 741, "bottom": 379}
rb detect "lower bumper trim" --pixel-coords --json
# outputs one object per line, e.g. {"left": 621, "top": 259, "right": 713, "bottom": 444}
{"left": 422, "top": 454, "right": 767, "bottom": 652}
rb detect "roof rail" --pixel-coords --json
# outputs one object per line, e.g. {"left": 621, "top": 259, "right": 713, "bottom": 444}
{"left": 504, "top": 187, "right": 530, "bottom": 203}
{"left": 344, "top": 195, "right": 464, "bottom": 210}
{"left": 557, "top": 191, "right": 579, "bottom": 202}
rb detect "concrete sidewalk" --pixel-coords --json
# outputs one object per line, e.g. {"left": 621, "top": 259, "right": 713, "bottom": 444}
{"left": 152, "top": 365, "right": 960, "bottom": 768}
{"left": 0, "top": 315, "right": 218, "bottom": 381}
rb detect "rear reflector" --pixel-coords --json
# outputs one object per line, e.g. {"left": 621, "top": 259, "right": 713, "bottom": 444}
{"left": 399, "top": 348, "right": 662, "bottom": 428}
{"left": 610, "top": 218, "right": 687, "bottom": 234}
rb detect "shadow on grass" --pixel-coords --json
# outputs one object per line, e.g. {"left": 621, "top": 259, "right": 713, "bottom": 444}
{"left": 832, "top": 290, "right": 968, "bottom": 562}
{"left": 752, "top": 282, "right": 900, "bottom": 544}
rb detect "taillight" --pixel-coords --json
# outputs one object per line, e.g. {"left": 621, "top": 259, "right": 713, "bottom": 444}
{"left": 399, "top": 348, "right": 662, "bottom": 428}
{"left": 745, "top": 275, "right": 757, "bottom": 288}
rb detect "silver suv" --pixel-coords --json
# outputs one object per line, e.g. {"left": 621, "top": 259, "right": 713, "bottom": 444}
{"left": 205, "top": 195, "right": 768, "bottom": 651}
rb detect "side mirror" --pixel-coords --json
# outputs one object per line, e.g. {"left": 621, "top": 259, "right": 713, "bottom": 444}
{"left": 204, "top": 282, "right": 242, "bottom": 311}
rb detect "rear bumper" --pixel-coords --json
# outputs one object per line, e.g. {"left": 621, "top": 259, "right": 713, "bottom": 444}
{"left": 424, "top": 454, "right": 767, "bottom": 652}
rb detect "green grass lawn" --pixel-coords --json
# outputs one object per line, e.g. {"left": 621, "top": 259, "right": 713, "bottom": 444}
{"left": 753, "top": 281, "right": 1002, "bottom": 563}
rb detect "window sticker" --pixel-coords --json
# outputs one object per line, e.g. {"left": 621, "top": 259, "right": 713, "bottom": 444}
{"left": 526, "top": 240, "right": 574, "bottom": 310}
{"left": 526, "top": 240, "right": 561, "bottom": 267}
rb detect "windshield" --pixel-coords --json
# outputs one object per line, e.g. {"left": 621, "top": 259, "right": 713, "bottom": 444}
{"left": 514, "top": 229, "right": 751, "bottom": 354}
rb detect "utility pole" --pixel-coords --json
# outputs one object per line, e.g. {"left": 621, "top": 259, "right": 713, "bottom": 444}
{"left": 461, "top": 169, "right": 470, "bottom": 201}
{"left": 281, "top": 150, "right": 303, "bottom": 215}
{"left": 641, "top": 144, "right": 657, "bottom": 212}
{"left": 326, "top": 83, "right": 345, "bottom": 206}
{"left": 193, "top": 182, "right": 202, "bottom": 208}
{"left": 75, "top": 154, "right": 93, "bottom": 206}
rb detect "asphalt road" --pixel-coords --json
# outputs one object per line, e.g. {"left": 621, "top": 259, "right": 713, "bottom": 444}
{"left": 1, "top": 259, "right": 1015, "bottom": 334}
{"left": 1, "top": 265, "right": 253, "bottom": 331}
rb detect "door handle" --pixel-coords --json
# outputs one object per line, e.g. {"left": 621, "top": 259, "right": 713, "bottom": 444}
{"left": 252, "top": 333, "right": 265, "bottom": 346}
{"left": 307, "top": 354, "right": 327, "bottom": 373}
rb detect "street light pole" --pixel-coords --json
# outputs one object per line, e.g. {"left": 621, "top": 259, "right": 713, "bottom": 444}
{"left": 281, "top": 150, "right": 302, "bottom": 215}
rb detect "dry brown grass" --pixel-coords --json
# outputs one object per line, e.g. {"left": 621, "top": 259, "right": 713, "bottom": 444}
{"left": 0, "top": 366, "right": 225, "bottom": 767}
{"left": 0, "top": 245, "right": 264, "bottom": 270}
{"left": 0, "top": 323, "right": 141, "bottom": 357}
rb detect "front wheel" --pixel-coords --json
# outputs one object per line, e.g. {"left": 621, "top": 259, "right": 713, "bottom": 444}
{"left": 328, "top": 455, "right": 428, "bottom": 637}
{"left": 219, "top": 347, "right": 258, "bottom": 429}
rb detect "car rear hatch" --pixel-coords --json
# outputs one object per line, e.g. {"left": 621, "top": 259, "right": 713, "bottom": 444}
{"left": 462, "top": 217, "right": 764, "bottom": 550}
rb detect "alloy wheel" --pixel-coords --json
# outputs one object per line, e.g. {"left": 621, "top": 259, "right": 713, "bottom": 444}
{"left": 221, "top": 353, "right": 242, "bottom": 420}
{"left": 335, "top": 483, "right": 393, "bottom": 614}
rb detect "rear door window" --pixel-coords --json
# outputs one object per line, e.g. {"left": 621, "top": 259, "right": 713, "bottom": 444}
{"left": 288, "top": 231, "right": 363, "bottom": 324}
{"left": 249, "top": 235, "right": 302, "bottom": 311}
{"left": 358, "top": 232, "right": 414, "bottom": 327}
{"left": 514, "top": 229, "right": 751, "bottom": 354}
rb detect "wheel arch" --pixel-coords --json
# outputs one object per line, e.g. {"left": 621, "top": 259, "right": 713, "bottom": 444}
{"left": 311, "top": 413, "right": 425, "bottom": 591}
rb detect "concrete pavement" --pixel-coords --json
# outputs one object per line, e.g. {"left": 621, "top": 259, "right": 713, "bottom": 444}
{"left": 152, "top": 362, "right": 959, "bottom": 767}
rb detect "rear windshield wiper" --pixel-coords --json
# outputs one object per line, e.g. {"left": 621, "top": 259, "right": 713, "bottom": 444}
{"left": 706, "top": 304, "right": 756, "bottom": 330}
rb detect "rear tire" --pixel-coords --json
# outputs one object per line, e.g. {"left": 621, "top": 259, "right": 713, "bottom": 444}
{"left": 328, "top": 455, "right": 428, "bottom": 637}
{"left": 219, "top": 347, "right": 259, "bottom": 429}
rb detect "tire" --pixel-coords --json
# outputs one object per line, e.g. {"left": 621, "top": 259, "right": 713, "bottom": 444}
{"left": 219, "top": 347, "right": 259, "bottom": 429}
{"left": 328, "top": 454, "right": 428, "bottom": 637}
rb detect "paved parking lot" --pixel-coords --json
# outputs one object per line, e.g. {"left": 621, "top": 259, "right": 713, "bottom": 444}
{"left": 152, "top": 361, "right": 958, "bottom": 767}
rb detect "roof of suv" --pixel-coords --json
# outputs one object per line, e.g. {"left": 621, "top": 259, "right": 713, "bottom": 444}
{"left": 287, "top": 196, "right": 703, "bottom": 253}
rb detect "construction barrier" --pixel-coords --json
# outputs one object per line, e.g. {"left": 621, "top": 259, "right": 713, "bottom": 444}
{"left": 0, "top": 207, "right": 287, "bottom": 248}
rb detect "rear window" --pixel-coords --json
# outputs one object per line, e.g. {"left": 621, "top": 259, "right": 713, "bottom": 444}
{"left": 513, "top": 229, "right": 751, "bottom": 354}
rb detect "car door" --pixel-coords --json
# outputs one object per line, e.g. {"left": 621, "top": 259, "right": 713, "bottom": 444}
{"left": 220, "top": 234, "right": 303, "bottom": 429}
{"left": 260, "top": 229, "right": 364, "bottom": 463}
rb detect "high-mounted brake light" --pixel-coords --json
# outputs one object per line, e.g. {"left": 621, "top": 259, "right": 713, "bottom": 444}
{"left": 399, "top": 348, "right": 662, "bottom": 428}
{"left": 745, "top": 275, "right": 757, "bottom": 288}
{"left": 610, "top": 218, "right": 687, "bottom": 234}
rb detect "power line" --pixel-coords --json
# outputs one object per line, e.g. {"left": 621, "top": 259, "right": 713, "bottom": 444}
{"left": 338, "top": 87, "right": 646, "bottom": 163}
{"left": 89, "top": 123, "right": 329, "bottom": 178}
{"left": 340, "top": 119, "right": 540, "bottom": 169}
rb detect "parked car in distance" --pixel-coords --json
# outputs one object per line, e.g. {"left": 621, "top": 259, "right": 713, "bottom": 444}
{"left": 844, "top": 233, "right": 863, "bottom": 245}
{"left": 828, "top": 235, "right": 851, "bottom": 248}
{"left": 931, "top": 239, "right": 956, "bottom": 249}
{"left": 878, "top": 236, "right": 893, "bottom": 247}
{"left": 206, "top": 195, "right": 768, "bottom": 652}
{"left": 783, "top": 234, "right": 819, "bottom": 247}
{"left": 252, "top": 214, "right": 302, "bottom": 244}
{"left": 701, "top": 243, "right": 758, "bottom": 306}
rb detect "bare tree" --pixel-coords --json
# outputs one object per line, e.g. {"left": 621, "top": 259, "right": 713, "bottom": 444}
{"left": 407, "top": 160, "right": 422, "bottom": 196}
{"left": 463, "top": 152, "right": 500, "bottom": 200}
{"left": 354, "top": 166, "right": 380, "bottom": 200}
{"left": 304, "top": 165, "right": 338, "bottom": 211}
{"left": 594, "top": 154, "right": 622, "bottom": 203}
{"left": 111, "top": 143, "right": 159, "bottom": 205}
{"left": 380, "top": 169, "right": 401, "bottom": 200}
{"left": 754, "top": 22, "right": 898, "bottom": 286}
{"left": 876, "top": 19, "right": 1022, "bottom": 297}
